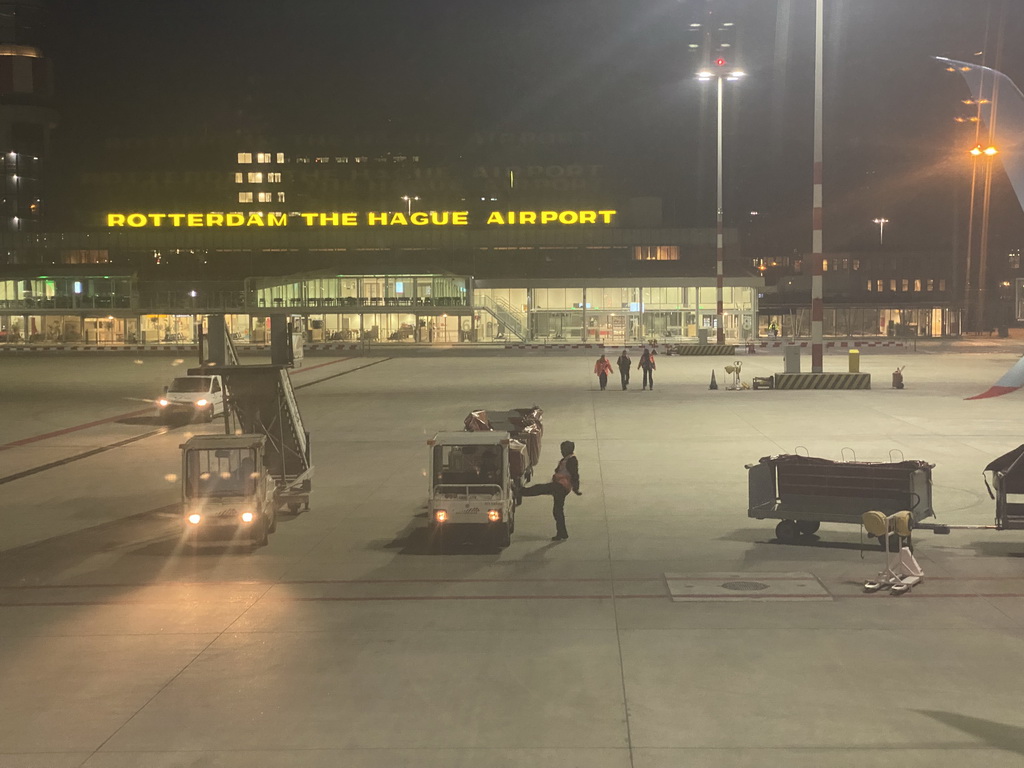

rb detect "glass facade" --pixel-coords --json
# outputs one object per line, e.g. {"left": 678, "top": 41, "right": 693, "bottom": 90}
{"left": 475, "top": 283, "right": 757, "bottom": 343}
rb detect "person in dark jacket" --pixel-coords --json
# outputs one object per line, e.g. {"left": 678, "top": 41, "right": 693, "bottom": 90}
{"left": 616, "top": 349, "right": 631, "bottom": 390}
{"left": 520, "top": 440, "right": 581, "bottom": 541}
{"left": 638, "top": 348, "right": 656, "bottom": 390}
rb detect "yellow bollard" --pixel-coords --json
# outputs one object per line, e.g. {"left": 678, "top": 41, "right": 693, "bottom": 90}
{"left": 848, "top": 349, "right": 860, "bottom": 373}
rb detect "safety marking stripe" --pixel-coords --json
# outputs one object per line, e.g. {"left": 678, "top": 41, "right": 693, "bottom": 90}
{"left": 669, "top": 345, "right": 735, "bottom": 356}
{"left": 774, "top": 373, "right": 871, "bottom": 390}
{"left": 4, "top": 593, "right": 1024, "bottom": 607}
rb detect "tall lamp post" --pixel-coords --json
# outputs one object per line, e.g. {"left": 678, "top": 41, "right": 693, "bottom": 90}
{"left": 872, "top": 217, "right": 889, "bottom": 245}
{"left": 970, "top": 144, "right": 999, "bottom": 331}
{"left": 698, "top": 59, "right": 745, "bottom": 345}
{"left": 400, "top": 195, "right": 420, "bottom": 215}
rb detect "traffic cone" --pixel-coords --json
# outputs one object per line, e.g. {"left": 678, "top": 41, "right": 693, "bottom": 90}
{"left": 709, "top": 370, "right": 718, "bottom": 390}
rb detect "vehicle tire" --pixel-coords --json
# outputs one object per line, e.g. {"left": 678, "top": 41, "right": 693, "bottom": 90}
{"left": 253, "top": 515, "right": 269, "bottom": 547}
{"left": 493, "top": 523, "right": 511, "bottom": 548}
{"left": 775, "top": 519, "right": 799, "bottom": 544}
{"left": 508, "top": 507, "right": 515, "bottom": 534}
{"left": 795, "top": 520, "right": 820, "bottom": 535}
{"left": 288, "top": 502, "right": 302, "bottom": 514}
{"left": 203, "top": 405, "right": 214, "bottom": 423}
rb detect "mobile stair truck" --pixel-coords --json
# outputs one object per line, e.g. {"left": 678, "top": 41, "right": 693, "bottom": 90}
{"left": 180, "top": 364, "right": 314, "bottom": 548}
{"left": 427, "top": 407, "right": 543, "bottom": 547}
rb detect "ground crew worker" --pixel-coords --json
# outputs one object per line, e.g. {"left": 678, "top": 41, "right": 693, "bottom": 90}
{"left": 616, "top": 349, "right": 631, "bottom": 390}
{"left": 521, "top": 440, "right": 581, "bottom": 541}
{"left": 594, "top": 354, "right": 612, "bottom": 390}
{"left": 638, "top": 348, "right": 656, "bottom": 390}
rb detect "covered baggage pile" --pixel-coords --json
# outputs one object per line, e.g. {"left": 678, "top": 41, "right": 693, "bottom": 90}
{"left": 747, "top": 454, "right": 935, "bottom": 544}
{"left": 464, "top": 407, "right": 543, "bottom": 480}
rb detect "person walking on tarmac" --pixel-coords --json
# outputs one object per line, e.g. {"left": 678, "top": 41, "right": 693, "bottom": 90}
{"left": 616, "top": 349, "right": 631, "bottom": 390}
{"left": 521, "top": 440, "right": 581, "bottom": 541}
{"left": 594, "top": 354, "right": 613, "bottom": 390}
{"left": 638, "top": 347, "right": 656, "bottom": 390}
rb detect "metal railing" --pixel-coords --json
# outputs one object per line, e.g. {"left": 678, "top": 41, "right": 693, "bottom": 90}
{"left": 477, "top": 295, "right": 526, "bottom": 340}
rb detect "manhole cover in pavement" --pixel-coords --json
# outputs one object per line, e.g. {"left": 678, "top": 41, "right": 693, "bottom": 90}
{"left": 721, "top": 581, "right": 770, "bottom": 591}
{"left": 664, "top": 572, "right": 833, "bottom": 602}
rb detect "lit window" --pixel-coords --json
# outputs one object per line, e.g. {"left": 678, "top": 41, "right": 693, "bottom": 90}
{"left": 890, "top": 280, "right": 897, "bottom": 291}
{"left": 316, "top": 157, "right": 330, "bottom": 163}
{"left": 276, "top": 152, "right": 285, "bottom": 163}
{"left": 296, "top": 157, "right": 310, "bottom": 164}
{"left": 257, "top": 192, "right": 272, "bottom": 203}
{"left": 237, "top": 152, "right": 252, "bottom": 164}
{"left": 822, "top": 259, "right": 829, "bottom": 271}
{"left": 927, "top": 279, "right": 934, "bottom": 291}
{"left": 632, "top": 246, "right": 679, "bottom": 261}
{"left": 247, "top": 172, "right": 263, "bottom": 184}
{"left": 276, "top": 191, "right": 286, "bottom": 203}
{"left": 267, "top": 172, "right": 282, "bottom": 183}
{"left": 914, "top": 279, "right": 922, "bottom": 292}
{"left": 877, "top": 280, "right": 884, "bottom": 292}
{"left": 354, "top": 156, "right": 368, "bottom": 163}
{"left": 234, "top": 172, "right": 243, "bottom": 183}
{"left": 852, "top": 259, "right": 860, "bottom": 270}
{"left": 238, "top": 192, "right": 253, "bottom": 203}
{"left": 257, "top": 152, "right": 272, "bottom": 163}
{"left": 866, "top": 280, "right": 873, "bottom": 291}
{"left": 336, "top": 157, "right": 349, "bottom": 163}
{"left": 901, "top": 279, "right": 909, "bottom": 292}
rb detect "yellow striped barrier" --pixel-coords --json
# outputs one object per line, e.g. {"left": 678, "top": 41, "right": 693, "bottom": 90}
{"left": 773, "top": 372, "right": 871, "bottom": 390}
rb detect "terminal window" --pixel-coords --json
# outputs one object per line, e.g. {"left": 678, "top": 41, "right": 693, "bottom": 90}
{"left": 247, "top": 172, "right": 263, "bottom": 184}
{"left": 238, "top": 192, "right": 253, "bottom": 203}
{"left": 257, "top": 153, "right": 273, "bottom": 163}
{"left": 237, "top": 152, "right": 252, "bottom": 164}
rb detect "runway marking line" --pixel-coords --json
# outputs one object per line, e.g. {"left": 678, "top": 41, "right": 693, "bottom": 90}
{"left": 2, "top": 592, "right": 1024, "bottom": 607}
{"left": 0, "top": 355, "right": 364, "bottom": 452}
{"left": 0, "top": 408, "right": 151, "bottom": 451}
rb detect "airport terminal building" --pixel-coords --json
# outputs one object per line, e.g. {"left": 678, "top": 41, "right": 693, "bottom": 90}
{"left": 0, "top": 207, "right": 764, "bottom": 346}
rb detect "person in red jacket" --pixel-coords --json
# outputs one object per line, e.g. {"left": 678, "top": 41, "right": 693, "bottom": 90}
{"left": 593, "top": 354, "right": 613, "bottom": 390}
{"left": 521, "top": 440, "right": 581, "bottom": 541}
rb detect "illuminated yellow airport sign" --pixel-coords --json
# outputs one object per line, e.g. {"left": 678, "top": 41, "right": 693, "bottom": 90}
{"left": 105, "top": 210, "right": 617, "bottom": 228}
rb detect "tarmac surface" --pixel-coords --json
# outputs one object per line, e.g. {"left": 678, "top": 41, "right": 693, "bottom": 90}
{"left": 1, "top": 344, "right": 1023, "bottom": 767}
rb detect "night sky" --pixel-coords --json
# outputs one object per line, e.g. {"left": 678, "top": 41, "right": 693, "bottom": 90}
{"left": 44, "top": 0, "right": 1024, "bottom": 258}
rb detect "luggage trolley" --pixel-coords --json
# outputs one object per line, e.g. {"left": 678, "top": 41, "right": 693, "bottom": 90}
{"left": 747, "top": 450, "right": 935, "bottom": 545}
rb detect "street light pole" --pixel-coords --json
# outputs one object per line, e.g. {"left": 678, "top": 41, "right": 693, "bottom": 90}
{"left": 716, "top": 74, "right": 725, "bottom": 344}
{"left": 810, "top": 0, "right": 824, "bottom": 373}
{"left": 400, "top": 195, "right": 420, "bottom": 215}
{"left": 698, "top": 61, "right": 744, "bottom": 345}
{"left": 872, "top": 217, "right": 889, "bottom": 245}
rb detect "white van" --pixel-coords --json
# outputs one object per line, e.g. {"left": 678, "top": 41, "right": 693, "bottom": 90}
{"left": 157, "top": 374, "right": 225, "bottom": 423}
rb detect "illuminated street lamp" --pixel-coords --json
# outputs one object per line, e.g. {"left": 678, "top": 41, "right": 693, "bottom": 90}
{"left": 400, "top": 195, "right": 420, "bottom": 215}
{"left": 969, "top": 144, "right": 999, "bottom": 157}
{"left": 872, "top": 217, "right": 889, "bottom": 245}
{"left": 697, "top": 58, "right": 745, "bottom": 345}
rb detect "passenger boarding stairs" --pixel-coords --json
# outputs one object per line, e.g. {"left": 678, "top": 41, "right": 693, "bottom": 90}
{"left": 197, "top": 365, "right": 313, "bottom": 489}
{"left": 200, "top": 314, "right": 241, "bottom": 367}
{"left": 477, "top": 295, "right": 527, "bottom": 341}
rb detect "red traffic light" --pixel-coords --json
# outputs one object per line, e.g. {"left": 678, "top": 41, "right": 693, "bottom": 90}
{"left": 715, "top": 57, "right": 727, "bottom": 67}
